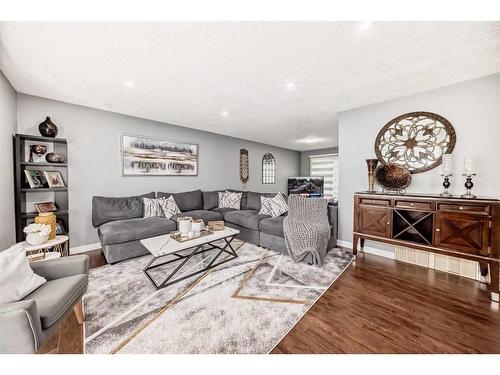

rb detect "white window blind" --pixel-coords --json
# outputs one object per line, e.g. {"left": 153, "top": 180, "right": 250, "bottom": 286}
{"left": 309, "top": 154, "right": 339, "bottom": 199}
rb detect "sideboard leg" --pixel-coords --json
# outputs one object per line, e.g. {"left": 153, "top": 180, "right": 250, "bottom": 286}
{"left": 360, "top": 238, "right": 365, "bottom": 249}
{"left": 489, "top": 261, "right": 499, "bottom": 302}
{"left": 352, "top": 234, "right": 358, "bottom": 260}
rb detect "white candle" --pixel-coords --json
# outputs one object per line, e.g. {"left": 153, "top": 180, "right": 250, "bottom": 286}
{"left": 442, "top": 154, "right": 452, "bottom": 175}
{"left": 464, "top": 157, "right": 474, "bottom": 175}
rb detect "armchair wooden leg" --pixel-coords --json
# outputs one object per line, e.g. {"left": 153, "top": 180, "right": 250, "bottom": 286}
{"left": 74, "top": 300, "right": 84, "bottom": 325}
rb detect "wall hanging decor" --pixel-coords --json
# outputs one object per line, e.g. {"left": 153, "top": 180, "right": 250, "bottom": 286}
{"left": 38, "top": 116, "right": 59, "bottom": 138}
{"left": 262, "top": 153, "right": 276, "bottom": 184}
{"left": 121, "top": 134, "right": 198, "bottom": 176}
{"left": 374, "top": 162, "right": 412, "bottom": 193}
{"left": 239, "top": 148, "right": 249, "bottom": 184}
{"left": 374, "top": 111, "right": 456, "bottom": 174}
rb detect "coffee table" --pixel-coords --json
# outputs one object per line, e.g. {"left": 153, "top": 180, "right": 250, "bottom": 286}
{"left": 140, "top": 227, "right": 240, "bottom": 289}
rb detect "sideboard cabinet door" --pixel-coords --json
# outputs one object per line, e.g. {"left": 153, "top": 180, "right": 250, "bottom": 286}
{"left": 435, "top": 212, "right": 490, "bottom": 256}
{"left": 358, "top": 206, "right": 392, "bottom": 238}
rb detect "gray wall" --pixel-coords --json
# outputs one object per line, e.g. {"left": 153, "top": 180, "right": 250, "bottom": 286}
{"left": 16, "top": 94, "right": 300, "bottom": 248}
{"left": 299, "top": 147, "right": 338, "bottom": 176}
{"left": 0, "top": 72, "right": 17, "bottom": 249}
{"left": 338, "top": 73, "right": 500, "bottom": 249}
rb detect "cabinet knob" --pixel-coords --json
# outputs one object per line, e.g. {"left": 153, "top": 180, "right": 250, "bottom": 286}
{"left": 410, "top": 203, "right": 414, "bottom": 206}
{"left": 387, "top": 222, "right": 390, "bottom": 225}
{"left": 459, "top": 206, "right": 464, "bottom": 210}
{"left": 436, "top": 228, "right": 440, "bottom": 232}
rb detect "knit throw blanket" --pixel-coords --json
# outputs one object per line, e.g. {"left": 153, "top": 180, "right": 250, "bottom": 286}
{"left": 283, "top": 195, "right": 331, "bottom": 266}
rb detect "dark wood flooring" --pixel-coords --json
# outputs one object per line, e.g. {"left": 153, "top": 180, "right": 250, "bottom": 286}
{"left": 41, "top": 249, "right": 500, "bottom": 354}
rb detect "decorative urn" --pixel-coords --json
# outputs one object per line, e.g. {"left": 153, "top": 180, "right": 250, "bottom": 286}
{"left": 38, "top": 116, "right": 59, "bottom": 138}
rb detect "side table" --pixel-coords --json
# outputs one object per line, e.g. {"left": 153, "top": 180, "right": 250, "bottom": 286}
{"left": 22, "top": 235, "right": 70, "bottom": 262}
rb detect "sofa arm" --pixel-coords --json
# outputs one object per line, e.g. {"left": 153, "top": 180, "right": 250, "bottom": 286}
{"left": 31, "top": 255, "right": 89, "bottom": 280}
{"left": 328, "top": 205, "right": 338, "bottom": 240}
{"left": 0, "top": 300, "right": 43, "bottom": 353}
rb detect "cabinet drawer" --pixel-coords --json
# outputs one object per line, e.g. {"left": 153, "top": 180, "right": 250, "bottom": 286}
{"left": 360, "top": 198, "right": 390, "bottom": 207}
{"left": 395, "top": 200, "right": 434, "bottom": 211}
{"left": 438, "top": 203, "right": 490, "bottom": 215}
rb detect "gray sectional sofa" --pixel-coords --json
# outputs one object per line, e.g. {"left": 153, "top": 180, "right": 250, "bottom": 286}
{"left": 92, "top": 189, "right": 338, "bottom": 264}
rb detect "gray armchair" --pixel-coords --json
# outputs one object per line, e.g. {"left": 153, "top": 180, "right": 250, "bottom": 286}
{"left": 0, "top": 255, "right": 89, "bottom": 354}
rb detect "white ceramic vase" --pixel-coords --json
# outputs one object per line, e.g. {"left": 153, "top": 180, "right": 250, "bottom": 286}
{"left": 26, "top": 233, "right": 49, "bottom": 246}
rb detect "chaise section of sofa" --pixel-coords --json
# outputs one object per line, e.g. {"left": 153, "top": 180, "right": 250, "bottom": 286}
{"left": 92, "top": 192, "right": 176, "bottom": 264}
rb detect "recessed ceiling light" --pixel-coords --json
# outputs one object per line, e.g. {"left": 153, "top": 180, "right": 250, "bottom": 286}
{"left": 296, "top": 137, "right": 325, "bottom": 144}
{"left": 358, "top": 22, "right": 373, "bottom": 31}
{"left": 285, "top": 82, "right": 296, "bottom": 90}
{"left": 219, "top": 110, "right": 229, "bottom": 117}
{"left": 123, "top": 80, "right": 135, "bottom": 87}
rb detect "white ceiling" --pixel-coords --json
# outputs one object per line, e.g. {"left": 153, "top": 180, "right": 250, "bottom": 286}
{"left": 1, "top": 22, "right": 499, "bottom": 151}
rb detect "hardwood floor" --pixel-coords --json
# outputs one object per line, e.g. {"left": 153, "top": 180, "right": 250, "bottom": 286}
{"left": 272, "top": 252, "right": 500, "bottom": 354}
{"left": 42, "top": 248, "right": 500, "bottom": 354}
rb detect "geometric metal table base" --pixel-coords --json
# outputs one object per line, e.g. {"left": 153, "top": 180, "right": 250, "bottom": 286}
{"left": 143, "top": 235, "right": 238, "bottom": 289}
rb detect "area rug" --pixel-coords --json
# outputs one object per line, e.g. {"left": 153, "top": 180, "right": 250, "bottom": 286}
{"left": 83, "top": 240, "right": 352, "bottom": 354}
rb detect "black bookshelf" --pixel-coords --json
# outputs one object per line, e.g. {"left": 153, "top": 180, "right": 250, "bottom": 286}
{"left": 14, "top": 134, "right": 69, "bottom": 242}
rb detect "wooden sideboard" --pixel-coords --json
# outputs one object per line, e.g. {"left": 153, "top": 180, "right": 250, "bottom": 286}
{"left": 353, "top": 192, "right": 500, "bottom": 301}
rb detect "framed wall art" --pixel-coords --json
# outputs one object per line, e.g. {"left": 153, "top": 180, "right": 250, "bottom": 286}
{"left": 121, "top": 134, "right": 198, "bottom": 176}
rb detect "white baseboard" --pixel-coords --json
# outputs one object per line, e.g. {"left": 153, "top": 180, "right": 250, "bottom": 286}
{"left": 337, "top": 239, "right": 395, "bottom": 260}
{"left": 70, "top": 242, "right": 101, "bottom": 255}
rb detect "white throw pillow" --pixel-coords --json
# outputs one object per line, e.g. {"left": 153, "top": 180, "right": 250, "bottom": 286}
{"left": 259, "top": 194, "right": 288, "bottom": 218}
{"left": 0, "top": 244, "right": 47, "bottom": 304}
{"left": 159, "top": 195, "right": 181, "bottom": 219}
{"left": 218, "top": 191, "right": 242, "bottom": 210}
{"left": 143, "top": 197, "right": 166, "bottom": 218}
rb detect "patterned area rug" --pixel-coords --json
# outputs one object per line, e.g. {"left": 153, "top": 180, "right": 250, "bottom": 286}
{"left": 83, "top": 240, "right": 352, "bottom": 354}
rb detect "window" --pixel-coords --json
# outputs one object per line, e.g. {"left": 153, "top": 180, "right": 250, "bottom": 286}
{"left": 262, "top": 153, "right": 276, "bottom": 184}
{"left": 309, "top": 154, "right": 339, "bottom": 199}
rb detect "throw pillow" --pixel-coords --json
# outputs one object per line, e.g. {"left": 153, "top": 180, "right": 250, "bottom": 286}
{"left": 0, "top": 244, "right": 47, "bottom": 304}
{"left": 218, "top": 191, "right": 242, "bottom": 210}
{"left": 259, "top": 194, "right": 288, "bottom": 218}
{"left": 259, "top": 196, "right": 274, "bottom": 215}
{"left": 159, "top": 195, "right": 181, "bottom": 219}
{"left": 143, "top": 197, "right": 166, "bottom": 218}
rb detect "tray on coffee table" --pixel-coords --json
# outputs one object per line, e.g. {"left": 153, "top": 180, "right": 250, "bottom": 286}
{"left": 171, "top": 229, "right": 214, "bottom": 243}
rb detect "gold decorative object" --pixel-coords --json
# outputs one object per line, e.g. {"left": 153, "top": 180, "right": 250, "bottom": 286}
{"left": 207, "top": 220, "right": 225, "bottom": 231}
{"left": 365, "top": 159, "right": 379, "bottom": 192}
{"left": 35, "top": 212, "right": 57, "bottom": 240}
{"left": 375, "top": 112, "right": 456, "bottom": 174}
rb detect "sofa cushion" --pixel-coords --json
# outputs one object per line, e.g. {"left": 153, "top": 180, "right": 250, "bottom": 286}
{"left": 218, "top": 191, "right": 242, "bottom": 209}
{"left": 224, "top": 210, "right": 270, "bottom": 231}
{"left": 171, "top": 210, "right": 223, "bottom": 224}
{"left": 246, "top": 192, "right": 278, "bottom": 211}
{"left": 92, "top": 192, "right": 155, "bottom": 227}
{"left": 259, "top": 215, "right": 286, "bottom": 238}
{"left": 98, "top": 217, "right": 176, "bottom": 245}
{"left": 202, "top": 191, "right": 221, "bottom": 210}
{"left": 211, "top": 207, "right": 238, "bottom": 215}
{"left": 227, "top": 189, "right": 248, "bottom": 210}
{"left": 24, "top": 274, "right": 87, "bottom": 329}
{"left": 158, "top": 189, "right": 203, "bottom": 212}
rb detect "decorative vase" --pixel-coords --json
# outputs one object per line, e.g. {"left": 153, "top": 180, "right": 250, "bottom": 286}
{"left": 374, "top": 163, "right": 412, "bottom": 193}
{"left": 45, "top": 152, "right": 65, "bottom": 163}
{"left": 38, "top": 116, "right": 59, "bottom": 138}
{"left": 29, "top": 144, "right": 48, "bottom": 162}
{"left": 366, "top": 159, "right": 379, "bottom": 192}
{"left": 35, "top": 212, "right": 57, "bottom": 240}
{"left": 26, "top": 232, "right": 49, "bottom": 246}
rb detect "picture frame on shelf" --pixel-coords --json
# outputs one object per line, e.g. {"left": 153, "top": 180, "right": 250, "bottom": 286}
{"left": 55, "top": 220, "right": 66, "bottom": 235}
{"left": 24, "top": 170, "right": 45, "bottom": 189}
{"left": 34, "top": 201, "right": 57, "bottom": 213}
{"left": 43, "top": 171, "right": 66, "bottom": 188}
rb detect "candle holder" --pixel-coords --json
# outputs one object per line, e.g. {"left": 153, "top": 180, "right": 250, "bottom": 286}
{"left": 440, "top": 174, "right": 452, "bottom": 197}
{"left": 461, "top": 174, "right": 477, "bottom": 199}
{"left": 366, "top": 159, "right": 379, "bottom": 192}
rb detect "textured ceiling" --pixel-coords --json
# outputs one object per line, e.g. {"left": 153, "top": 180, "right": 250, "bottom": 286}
{"left": 1, "top": 22, "right": 499, "bottom": 151}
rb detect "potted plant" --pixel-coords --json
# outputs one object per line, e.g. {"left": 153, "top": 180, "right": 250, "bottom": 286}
{"left": 23, "top": 223, "right": 51, "bottom": 245}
